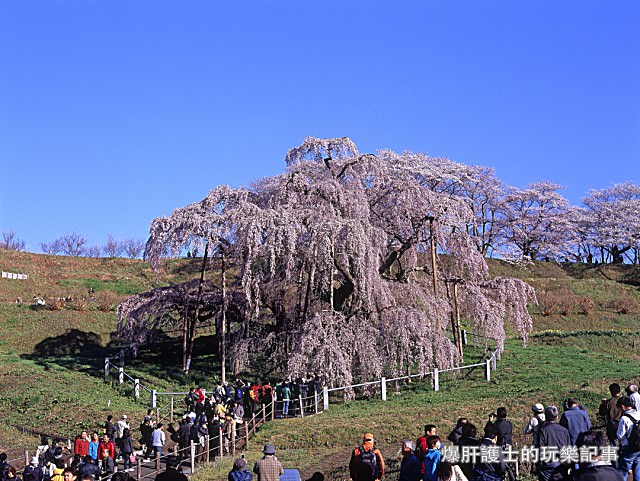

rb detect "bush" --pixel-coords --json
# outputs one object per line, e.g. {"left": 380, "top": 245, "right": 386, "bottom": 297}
{"left": 607, "top": 294, "right": 639, "bottom": 314}
{"left": 537, "top": 287, "right": 594, "bottom": 316}
{"left": 94, "top": 290, "right": 125, "bottom": 312}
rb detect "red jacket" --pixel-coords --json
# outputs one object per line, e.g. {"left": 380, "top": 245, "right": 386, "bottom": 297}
{"left": 98, "top": 440, "right": 116, "bottom": 459}
{"left": 194, "top": 388, "right": 205, "bottom": 404}
{"left": 74, "top": 438, "right": 90, "bottom": 457}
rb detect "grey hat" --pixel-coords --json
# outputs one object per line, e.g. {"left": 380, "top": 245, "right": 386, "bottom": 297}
{"left": 545, "top": 405, "right": 559, "bottom": 420}
{"left": 233, "top": 457, "right": 248, "bottom": 470}
{"left": 262, "top": 443, "right": 276, "bottom": 455}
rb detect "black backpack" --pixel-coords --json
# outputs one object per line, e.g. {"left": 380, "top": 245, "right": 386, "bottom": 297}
{"left": 624, "top": 413, "right": 640, "bottom": 451}
{"left": 357, "top": 446, "right": 377, "bottom": 480}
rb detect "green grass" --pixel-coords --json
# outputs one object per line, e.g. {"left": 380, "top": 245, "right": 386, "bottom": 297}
{"left": 2, "top": 251, "right": 640, "bottom": 479}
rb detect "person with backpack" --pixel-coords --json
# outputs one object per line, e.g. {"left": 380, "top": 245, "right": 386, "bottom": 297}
{"left": 399, "top": 440, "right": 420, "bottom": 481}
{"left": 349, "top": 433, "right": 385, "bottom": 481}
{"left": 524, "top": 404, "right": 545, "bottom": 446}
{"left": 423, "top": 436, "right": 442, "bottom": 481}
{"left": 601, "top": 383, "right": 622, "bottom": 445}
{"left": 616, "top": 395, "right": 640, "bottom": 481}
{"left": 493, "top": 408, "right": 513, "bottom": 447}
{"left": 23, "top": 458, "right": 44, "bottom": 481}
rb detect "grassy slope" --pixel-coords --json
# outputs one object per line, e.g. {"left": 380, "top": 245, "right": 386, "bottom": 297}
{"left": 1, "top": 250, "right": 640, "bottom": 479}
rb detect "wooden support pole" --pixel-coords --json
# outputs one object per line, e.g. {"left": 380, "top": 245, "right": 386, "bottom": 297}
{"left": 231, "top": 427, "right": 236, "bottom": 456}
{"left": 156, "top": 450, "right": 161, "bottom": 474}
{"left": 323, "top": 386, "right": 329, "bottom": 411}
{"left": 190, "top": 441, "right": 195, "bottom": 473}
{"left": 170, "top": 397, "right": 174, "bottom": 424}
{"left": 205, "top": 435, "right": 210, "bottom": 463}
{"left": 485, "top": 359, "right": 491, "bottom": 382}
{"left": 381, "top": 377, "right": 387, "bottom": 401}
{"left": 244, "top": 422, "right": 249, "bottom": 448}
{"left": 433, "top": 369, "right": 440, "bottom": 392}
{"left": 299, "top": 395, "right": 304, "bottom": 417}
{"left": 104, "top": 358, "right": 110, "bottom": 379}
{"left": 136, "top": 457, "right": 141, "bottom": 481}
{"left": 314, "top": 391, "right": 318, "bottom": 414}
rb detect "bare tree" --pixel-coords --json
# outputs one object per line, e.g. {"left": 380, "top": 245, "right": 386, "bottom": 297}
{"left": 41, "top": 239, "right": 62, "bottom": 255}
{"left": 55, "top": 232, "right": 88, "bottom": 257}
{"left": 103, "top": 236, "right": 124, "bottom": 258}
{"left": 123, "top": 238, "right": 145, "bottom": 259}
{"left": 1, "top": 231, "right": 26, "bottom": 251}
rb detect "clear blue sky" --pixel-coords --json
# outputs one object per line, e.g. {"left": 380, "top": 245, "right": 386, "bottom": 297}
{"left": 1, "top": 1, "right": 638, "bottom": 253}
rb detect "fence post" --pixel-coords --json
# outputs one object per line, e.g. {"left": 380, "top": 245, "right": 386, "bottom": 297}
{"left": 496, "top": 350, "right": 501, "bottom": 361}
{"left": 485, "top": 359, "right": 491, "bottom": 382}
{"left": 271, "top": 399, "right": 275, "bottom": 421}
{"left": 218, "top": 430, "right": 223, "bottom": 458}
{"left": 491, "top": 354, "right": 497, "bottom": 371}
{"left": 323, "top": 386, "right": 329, "bottom": 411}
{"left": 205, "top": 434, "right": 210, "bottom": 463}
{"left": 314, "top": 391, "right": 319, "bottom": 414}
{"left": 118, "top": 367, "right": 124, "bottom": 384}
{"left": 433, "top": 369, "right": 439, "bottom": 392}
{"left": 462, "top": 329, "right": 468, "bottom": 346}
{"left": 299, "top": 395, "right": 304, "bottom": 417}
{"left": 134, "top": 379, "right": 140, "bottom": 399}
{"left": 24, "top": 450, "right": 29, "bottom": 467}
{"left": 68, "top": 439, "right": 72, "bottom": 450}
{"left": 231, "top": 426, "right": 236, "bottom": 456}
{"left": 104, "top": 358, "right": 110, "bottom": 379}
{"left": 252, "top": 413, "right": 256, "bottom": 433}
{"left": 136, "top": 457, "right": 141, "bottom": 481}
{"left": 150, "top": 390, "right": 157, "bottom": 408}
{"left": 155, "top": 450, "right": 161, "bottom": 474}
{"left": 119, "top": 348, "right": 125, "bottom": 367}
{"left": 190, "top": 441, "right": 195, "bottom": 473}
{"left": 244, "top": 422, "right": 249, "bottom": 448}
{"left": 262, "top": 404, "right": 266, "bottom": 424}
{"left": 381, "top": 377, "right": 387, "bottom": 401}
{"left": 170, "top": 397, "right": 174, "bottom": 423}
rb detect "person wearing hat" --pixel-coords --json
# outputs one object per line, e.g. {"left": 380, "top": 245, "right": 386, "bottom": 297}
{"left": 524, "top": 403, "right": 546, "bottom": 445}
{"left": 23, "top": 457, "right": 44, "bottom": 481}
{"left": 229, "top": 456, "right": 253, "bottom": 481}
{"left": 140, "top": 416, "right": 154, "bottom": 461}
{"left": 536, "top": 406, "right": 570, "bottom": 481}
{"left": 349, "top": 433, "right": 384, "bottom": 481}
{"left": 398, "top": 440, "right": 420, "bottom": 481}
{"left": 253, "top": 444, "right": 283, "bottom": 481}
{"left": 154, "top": 456, "right": 188, "bottom": 481}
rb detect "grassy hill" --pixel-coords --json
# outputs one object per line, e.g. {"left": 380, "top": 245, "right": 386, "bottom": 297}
{"left": 1, "top": 249, "right": 640, "bottom": 480}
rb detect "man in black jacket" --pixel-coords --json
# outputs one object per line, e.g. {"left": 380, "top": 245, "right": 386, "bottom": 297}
{"left": 494, "top": 407, "right": 513, "bottom": 447}
{"left": 574, "top": 430, "right": 620, "bottom": 481}
{"left": 536, "top": 406, "right": 571, "bottom": 481}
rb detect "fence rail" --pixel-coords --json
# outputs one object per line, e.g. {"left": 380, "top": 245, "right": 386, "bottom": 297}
{"left": 3, "top": 341, "right": 502, "bottom": 479}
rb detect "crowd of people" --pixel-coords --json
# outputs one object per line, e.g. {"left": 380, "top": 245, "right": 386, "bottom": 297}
{"left": 0, "top": 376, "right": 323, "bottom": 481}
{"left": 7, "top": 382, "right": 640, "bottom": 481}
{"left": 349, "top": 383, "right": 640, "bottom": 481}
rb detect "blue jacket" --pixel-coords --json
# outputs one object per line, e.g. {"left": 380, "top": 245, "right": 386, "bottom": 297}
{"left": 228, "top": 469, "right": 253, "bottom": 481}
{"left": 559, "top": 407, "right": 592, "bottom": 445}
{"left": 423, "top": 449, "right": 441, "bottom": 481}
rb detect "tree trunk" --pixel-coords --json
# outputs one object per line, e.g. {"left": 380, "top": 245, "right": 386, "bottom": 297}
{"left": 185, "top": 242, "right": 209, "bottom": 373}
{"left": 429, "top": 218, "right": 440, "bottom": 331}
{"left": 221, "top": 248, "right": 227, "bottom": 384}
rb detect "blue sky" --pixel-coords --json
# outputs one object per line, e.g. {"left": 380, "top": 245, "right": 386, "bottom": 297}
{"left": 1, "top": 1, "right": 639, "bottom": 252}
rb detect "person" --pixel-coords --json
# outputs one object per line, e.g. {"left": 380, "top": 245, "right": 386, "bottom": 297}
{"left": 152, "top": 423, "right": 166, "bottom": 461}
{"left": 617, "top": 395, "right": 640, "bottom": 481}
{"left": 423, "top": 436, "right": 442, "bottom": 481}
{"left": 280, "top": 382, "right": 291, "bottom": 418}
{"left": 349, "top": 433, "right": 384, "bottom": 481}
{"left": 559, "top": 398, "right": 591, "bottom": 445}
{"left": 601, "top": 383, "right": 622, "bottom": 445}
{"left": 574, "top": 430, "right": 619, "bottom": 481}
{"left": 417, "top": 425, "right": 438, "bottom": 457}
{"left": 524, "top": 404, "right": 545, "bottom": 446}
{"left": 74, "top": 432, "right": 90, "bottom": 458}
{"left": 154, "top": 456, "right": 188, "bottom": 481}
{"left": 120, "top": 429, "right": 134, "bottom": 472}
{"left": 448, "top": 419, "right": 468, "bottom": 446}
{"left": 104, "top": 415, "right": 116, "bottom": 441}
{"left": 61, "top": 468, "right": 75, "bottom": 481}
{"left": 23, "top": 458, "right": 44, "bottom": 481}
{"left": 78, "top": 456, "right": 100, "bottom": 480}
{"left": 49, "top": 462, "right": 65, "bottom": 481}
{"left": 253, "top": 444, "right": 284, "bottom": 481}
{"left": 458, "top": 424, "right": 480, "bottom": 480}
{"left": 473, "top": 425, "right": 506, "bottom": 481}
{"left": 0, "top": 454, "right": 12, "bottom": 481}
{"left": 87, "top": 434, "right": 100, "bottom": 463}
{"left": 116, "top": 415, "right": 129, "bottom": 458}
{"left": 483, "top": 413, "right": 496, "bottom": 436}
{"left": 98, "top": 435, "right": 115, "bottom": 463}
{"left": 6, "top": 467, "right": 23, "bottom": 481}
{"left": 493, "top": 407, "right": 513, "bottom": 447}
{"left": 184, "top": 388, "right": 198, "bottom": 412}
{"left": 628, "top": 385, "right": 640, "bottom": 411}
{"left": 229, "top": 456, "right": 253, "bottom": 481}
{"left": 399, "top": 440, "right": 420, "bottom": 481}
{"left": 35, "top": 437, "right": 51, "bottom": 465}
{"left": 100, "top": 449, "right": 114, "bottom": 477}
{"left": 140, "top": 416, "right": 154, "bottom": 460}
{"left": 536, "top": 406, "right": 570, "bottom": 481}
{"left": 435, "top": 461, "right": 468, "bottom": 481}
